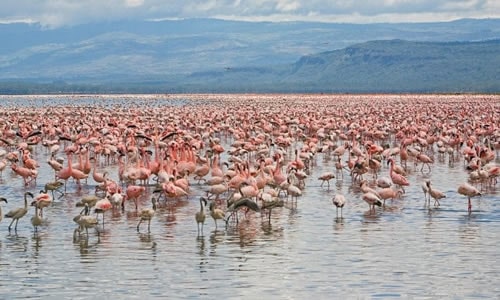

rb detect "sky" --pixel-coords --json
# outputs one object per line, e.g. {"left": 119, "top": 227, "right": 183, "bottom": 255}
{"left": 1, "top": 0, "right": 499, "bottom": 28}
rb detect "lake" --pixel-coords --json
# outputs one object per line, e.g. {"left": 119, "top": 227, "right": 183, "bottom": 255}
{"left": 0, "top": 94, "right": 499, "bottom": 299}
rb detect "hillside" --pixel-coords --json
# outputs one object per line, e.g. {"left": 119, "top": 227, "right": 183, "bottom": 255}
{"left": 0, "top": 18, "right": 499, "bottom": 93}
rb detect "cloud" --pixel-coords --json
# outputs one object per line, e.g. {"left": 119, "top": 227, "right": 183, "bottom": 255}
{"left": 125, "top": 0, "right": 144, "bottom": 8}
{"left": 0, "top": 0, "right": 498, "bottom": 28}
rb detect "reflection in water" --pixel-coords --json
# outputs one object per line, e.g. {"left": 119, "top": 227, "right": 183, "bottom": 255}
{"left": 334, "top": 217, "right": 345, "bottom": 232}
{"left": 459, "top": 219, "right": 481, "bottom": 246}
{"left": 196, "top": 236, "right": 206, "bottom": 254}
{"left": 261, "top": 221, "right": 273, "bottom": 234}
{"left": 74, "top": 232, "right": 101, "bottom": 259}
{"left": 5, "top": 233, "right": 29, "bottom": 252}
{"left": 362, "top": 211, "right": 381, "bottom": 223}
{"left": 138, "top": 232, "right": 154, "bottom": 245}
{"left": 226, "top": 221, "right": 258, "bottom": 248}
{"left": 209, "top": 230, "right": 225, "bottom": 256}
{"left": 197, "top": 237, "right": 208, "bottom": 273}
{"left": 32, "top": 234, "right": 43, "bottom": 257}
{"left": 138, "top": 232, "right": 157, "bottom": 261}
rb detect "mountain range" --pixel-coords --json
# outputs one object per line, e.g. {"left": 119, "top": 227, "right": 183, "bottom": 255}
{"left": 0, "top": 18, "right": 499, "bottom": 94}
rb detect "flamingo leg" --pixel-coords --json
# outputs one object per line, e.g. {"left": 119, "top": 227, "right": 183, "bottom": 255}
{"left": 8, "top": 218, "right": 15, "bottom": 231}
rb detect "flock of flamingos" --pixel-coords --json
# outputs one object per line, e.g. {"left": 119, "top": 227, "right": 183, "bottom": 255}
{"left": 0, "top": 93, "right": 498, "bottom": 239}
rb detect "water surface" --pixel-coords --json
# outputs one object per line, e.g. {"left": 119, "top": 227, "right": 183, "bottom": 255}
{"left": 0, "top": 94, "right": 498, "bottom": 299}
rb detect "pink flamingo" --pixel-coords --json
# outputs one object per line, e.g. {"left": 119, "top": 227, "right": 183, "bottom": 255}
{"left": 56, "top": 151, "right": 74, "bottom": 192}
{"left": 318, "top": 172, "right": 335, "bottom": 189}
{"left": 416, "top": 152, "right": 434, "bottom": 172}
{"left": 426, "top": 181, "right": 446, "bottom": 207}
{"left": 239, "top": 179, "right": 259, "bottom": 200}
{"left": 205, "top": 180, "right": 228, "bottom": 202}
{"left": 91, "top": 157, "right": 108, "bottom": 185}
{"left": 272, "top": 153, "right": 286, "bottom": 186}
{"left": 457, "top": 182, "right": 481, "bottom": 214}
{"left": 31, "top": 190, "right": 52, "bottom": 217}
{"left": 94, "top": 196, "right": 112, "bottom": 227}
{"left": 387, "top": 158, "right": 410, "bottom": 193}
{"left": 124, "top": 185, "right": 146, "bottom": 210}
{"left": 377, "top": 187, "right": 402, "bottom": 206}
{"left": 22, "top": 150, "right": 39, "bottom": 170}
{"left": 11, "top": 163, "right": 37, "bottom": 186}
{"left": 193, "top": 151, "right": 211, "bottom": 184}
{"left": 47, "top": 155, "right": 63, "bottom": 179}
{"left": 210, "top": 154, "right": 224, "bottom": 178}
{"left": 68, "top": 151, "right": 89, "bottom": 189}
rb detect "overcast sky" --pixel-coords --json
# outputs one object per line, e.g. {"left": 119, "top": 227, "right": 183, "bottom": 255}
{"left": 1, "top": 0, "right": 499, "bottom": 28}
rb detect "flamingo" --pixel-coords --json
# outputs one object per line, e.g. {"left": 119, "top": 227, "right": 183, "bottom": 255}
{"left": 74, "top": 204, "right": 99, "bottom": 238}
{"left": 56, "top": 151, "right": 73, "bottom": 192}
{"left": 124, "top": 185, "right": 146, "bottom": 210}
{"left": 457, "top": 182, "right": 481, "bottom": 214}
{"left": 75, "top": 195, "right": 101, "bottom": 208}
{"left": 335, "top": 157, "right": 345, "bottom": 179}
{"left": 31, "top": 202, "right": 44, "bottom": 233}
{"left": 332, "top": 194, "right": 346, "bottom": 218}
{"left": 286, "top": 177, "right": 302, "bottom": 203}
{"left": 44, "top": 181, "right": 65, "bottom": 199}
{"left": 318, "top": 172, "right": 335, "bottom": 189}
{"left": 31, "top": 190, "right": 53, "bottom": 218}
{"left": 416, "top": 152, "right": 434, "bottom": 172}
{"left": 377, "top": 187, "right": 402, "bottom": 205}
{"left": 193, "top": 153, "right": 211, "bottom": 184}
{"left": 376, "top": 176, "right": 392, "bottom": 188}
{"left": 421, "top": 179, "right": 430, "bottom": 203}
{"left": 137, "top": 197, "right": 157, "bottom": 232}
{"left": 426, "top": 181, "right": 446, "bottom": 207}
{"left": 4, "top": 191, "right": 34, "bottom": 231}
{"left": 68, "top": 151, "right": 89, "bottom": 189}
{"left": 91, "top": 157, "right": 108, "bottom": 184}
{"left": 205, "top": 181, "right": 228, "bottom": 202}
{"left": 260, "top": 193, "right": 284, "bottom": 224}
{"left": 94, "top": 196, "right": 112, "bottom": 227}
{"left": 195, "top": 197, "right": 207, "bottom": 236}
{"left": 387, "top": 158, "right": 410, "bottom": 193}
{"left": 209, "top": 201, "right": 225, "bottom": 230}
{"left": 11, "top": 163, "right": 37, "bottom": 186}
{"left": 362, "top": 192, "right": 382, "bottom": 213}
{"left": 108, "top": 192, "right": 124, "bottom": 210}
{"left": 360, "top": 180, "right": 381, "bottom": 198}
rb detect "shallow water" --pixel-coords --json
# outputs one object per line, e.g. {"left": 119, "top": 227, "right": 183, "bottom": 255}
{"left": 0, "top": 94, "right": 499, "bottom": 299}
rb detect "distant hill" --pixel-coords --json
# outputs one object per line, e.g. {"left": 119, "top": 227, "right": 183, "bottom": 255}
{"left": 0, "top": 18, "right": 499, "bottom": 93}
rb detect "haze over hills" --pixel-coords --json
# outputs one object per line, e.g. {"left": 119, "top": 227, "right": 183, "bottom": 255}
{"left": 0, "top": 18, "right": 499, "bottom": 94}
